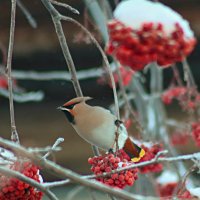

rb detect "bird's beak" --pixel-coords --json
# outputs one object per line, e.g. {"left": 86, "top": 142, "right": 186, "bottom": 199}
{"left": 57, "top": 106, "right": 70, "bottom": 112}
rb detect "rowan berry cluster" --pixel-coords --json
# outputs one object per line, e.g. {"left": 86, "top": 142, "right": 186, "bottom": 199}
{"left": 162, "top": 87, "right": 187, "bottom": 105}
{"left": 158, "top": 182, "right": 193, "bottom": 199}
{"left": 162, "top": 86, "right": 200, "bottom": 111}
{"left": 138, "top": 144, "right": 163, "bottom": 173}
{"left": 191, "top": 121, "right": 200, "bottom": 147}
{"left": 97, "top": 66, "right": 134, "bottom": 88}
{"left": 88, "top": 152, "right": 138, "bottom": 188}
{"left": 106, "top": 20, "right": 196, "bottom": 71}
{"left": 0, "top": 76, "right": 8, "bottom": 89}
{"left": 0, "top": 161, "right": 43, "bottom": 200}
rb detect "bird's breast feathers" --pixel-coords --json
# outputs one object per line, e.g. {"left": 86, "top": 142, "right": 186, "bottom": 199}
{"left": 72, "top": 106, "right": 128, "bottom": 150}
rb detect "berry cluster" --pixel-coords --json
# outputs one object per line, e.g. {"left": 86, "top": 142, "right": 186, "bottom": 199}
{"left": 137, "top": 144, "right": 163, "bottom": 173}
{"left": 97, "top": 66, "right": 134, "bottom": 88}
{"left": 162, "top": 86, "right": 200, "bottom": 111}
{"left": 0, "top": 76, "right": 8, "bottom": 89}
{"left": 88, "top": 152, "right": 138, "bottom": 188}
{"left": 191, "top": 121, "right": 200, "bottom": 147}
{"left": 162, "top": 87, "right": 187, "bottom": 105}
{"left": 106, "top": 20, "right": 196, "bottom": 71}
{"left": 0, "top": 161, "right": 43, "bottom": 200}
{"left": 170, "top": 131, "right": 189, "bottom": 146}
{"left": 158, "top": 182, "right": 193, "bottom": 199}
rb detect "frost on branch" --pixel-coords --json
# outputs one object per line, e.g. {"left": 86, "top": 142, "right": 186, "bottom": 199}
{"left": 106, "top": 0, "right": 196, "bottom": 70}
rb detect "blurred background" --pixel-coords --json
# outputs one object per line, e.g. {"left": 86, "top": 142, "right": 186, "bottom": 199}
{"left": 0, "top": 0, "right": 200, "bottom": 186}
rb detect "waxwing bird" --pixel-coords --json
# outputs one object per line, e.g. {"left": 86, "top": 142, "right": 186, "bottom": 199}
{"left": 58, "top": 96, "right": 145, "bottom": 162}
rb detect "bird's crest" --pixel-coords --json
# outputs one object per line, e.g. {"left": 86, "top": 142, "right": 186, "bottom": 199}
{"left": 63, "top": 96, "right": 92, "bottom": 108}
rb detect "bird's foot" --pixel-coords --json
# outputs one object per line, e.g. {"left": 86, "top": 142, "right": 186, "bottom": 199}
{"left": 108, "top": 148, "right": 114, "bottom": 154}
{"left": 115, "top": 119, "right": 123, "bottom": 127}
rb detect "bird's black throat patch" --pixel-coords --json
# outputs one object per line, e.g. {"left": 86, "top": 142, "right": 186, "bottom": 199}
{"left": 63, "top": 110, "right": 75, "bottom": 124}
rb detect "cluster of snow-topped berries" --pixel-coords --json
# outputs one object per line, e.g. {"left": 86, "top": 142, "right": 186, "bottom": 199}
{"left": 88, "top": 151, "right": 138, "bottom": 188}
{"left": 162, "top": 86, "right": 200, "bottom": 111}
{"left": 0, "top": 161, "right": 43, "bottom": 200}
{"left": 106, "top": 20, "right": 196, "bottom": 71}
{"left": 158, "top": 182, "right": 193, "bottom": 199}
{"left": 137, "top": 144, "right": 163, "bottom": 174}
{"left": 191, "top": 121, "right": 200, "bottom": 147}
{"left": 97, "top": 66, "right": 134, "bottom": 88}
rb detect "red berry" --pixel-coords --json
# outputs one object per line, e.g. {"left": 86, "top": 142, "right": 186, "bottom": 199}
{"left": 88, "top": 151, "right": 138, "bottom": 188}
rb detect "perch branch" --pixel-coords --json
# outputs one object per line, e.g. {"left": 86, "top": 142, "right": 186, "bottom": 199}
{"left": 0, "top": 137, "right": 161, "bottom": 200}
{"left": 6, "top": 0, "right": 19, "bottom": 143}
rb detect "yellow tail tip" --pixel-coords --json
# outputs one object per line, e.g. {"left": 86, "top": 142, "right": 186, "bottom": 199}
{"left": 131, "top": 149, "right": 145, "bottom": 163}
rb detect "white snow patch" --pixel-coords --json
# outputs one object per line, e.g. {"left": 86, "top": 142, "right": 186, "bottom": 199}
{"left": 157, "top": 170, "right": 179, "bottom": 184}
{"left": 188, "top": 187, "right": 200, "bottom": 198}
{"left": 114, "top": 0, "right": 194, "bottom": 38}
{"left": 0, "top": 147, "right": 16, "bottom": 164}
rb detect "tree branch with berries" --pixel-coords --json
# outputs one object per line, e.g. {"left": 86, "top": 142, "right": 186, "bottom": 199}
{"left": 1, "top": 0, "right": 200, "bottom": 200}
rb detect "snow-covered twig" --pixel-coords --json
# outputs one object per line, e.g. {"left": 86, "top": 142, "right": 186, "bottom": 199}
{"left": 43, "top": 137, "right": 64, "bottom": 159}
{"left": 11, "top": 65, "right": 117, "bottom": 81}
{"left": 0, "top": 88, "right": 44, "bottom": 102}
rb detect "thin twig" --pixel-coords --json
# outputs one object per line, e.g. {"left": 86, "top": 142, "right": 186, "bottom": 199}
{"left": 28, "top": 146, "right": 62, "bottom": 153}
{"left": 43, "top": 137, "right": 64, "bottom": 159}
{"left": 40, "top": 0, "right": 100, "bottom": 156}
{"left": 6, "top": 0, "right": 19, "bottom": 143}
{"left": 116, "top": 64, "right": 143, "bottom": 133}
{"left": 172, "top": 165, "right": 197, "bottom": 198}
{"left": 50, "top": 0, "right": 80, "bottom": 14}
{"left": 60, "top": 15, "right": 120, "bottom": 120}
{"left": 40, "top": 0, "right": 83, "bottom": 97}
{"left": 17, "top": 0, "right": 37, "bottom": 28}
{"left": 0, "top": 166, "right": 59, "bottom": 200}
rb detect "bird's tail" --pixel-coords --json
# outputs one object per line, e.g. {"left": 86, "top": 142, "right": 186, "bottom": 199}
{"left": 123, "top": 137, "right": 145, "bottom": 162}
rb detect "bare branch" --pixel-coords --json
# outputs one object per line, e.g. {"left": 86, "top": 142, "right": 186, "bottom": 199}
{"left": 50, "top": 0, "right": 80, "bottom": 14}
{"left": 6, "top": 0, "right": 19, "bottom": 143}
